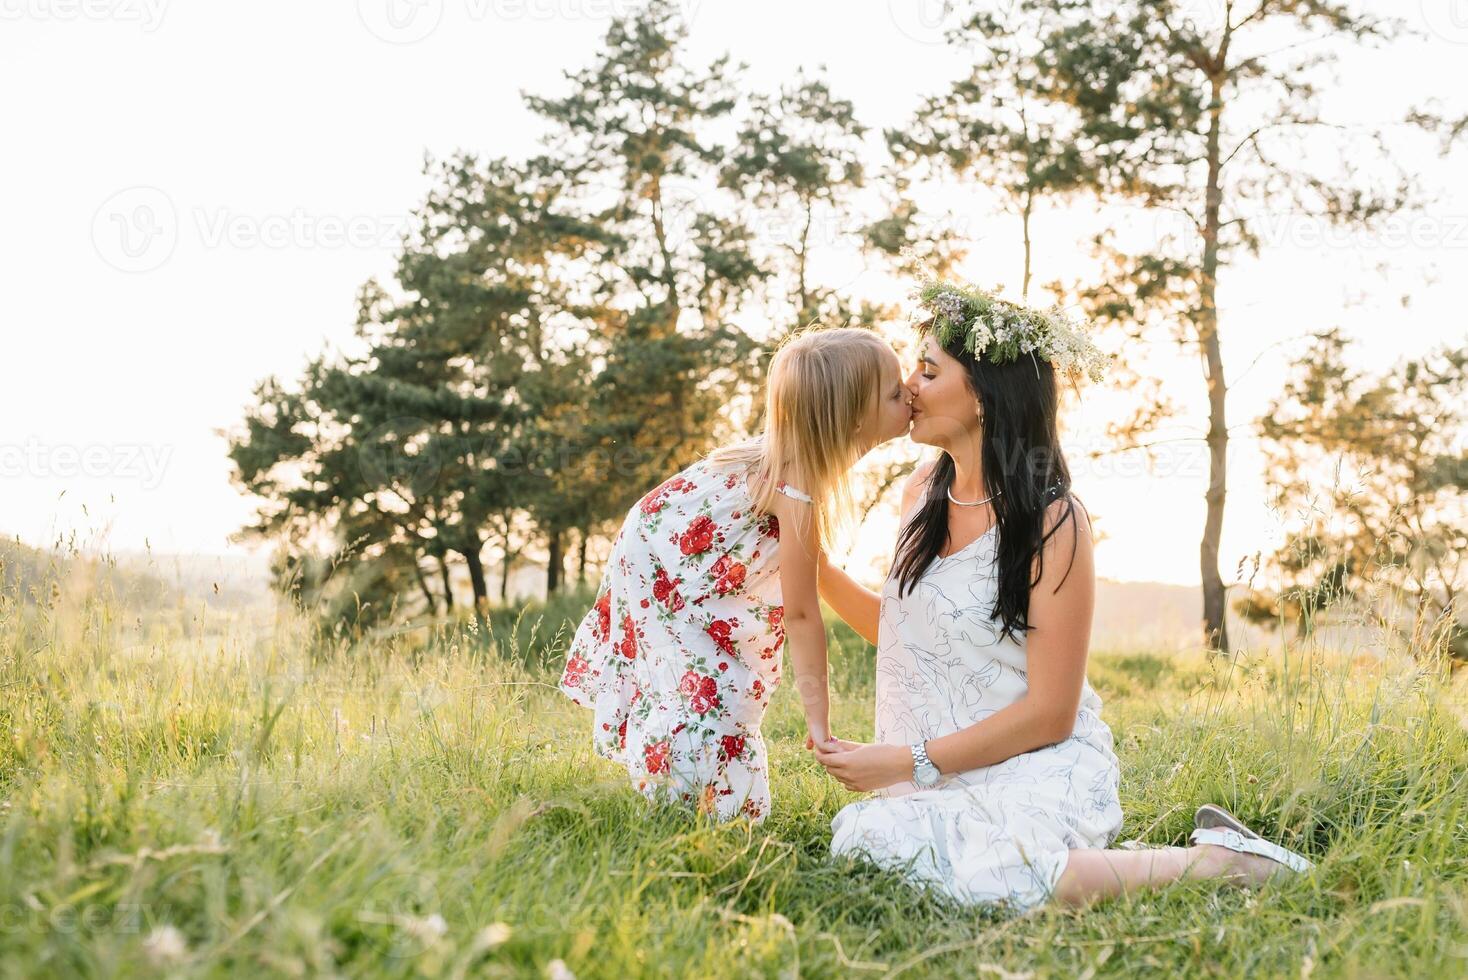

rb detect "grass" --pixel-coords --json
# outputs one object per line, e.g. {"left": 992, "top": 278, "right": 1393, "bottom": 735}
{"left": 1, "top": 575, "right": 1467, "bottom": 978}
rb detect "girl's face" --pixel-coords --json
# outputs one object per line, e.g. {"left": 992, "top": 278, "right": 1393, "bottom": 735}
{"left": 865, "top": 347, "right": 915, "bottom": 449}
{"left": 905, "top": 336, "right": 980, "bottom": 450}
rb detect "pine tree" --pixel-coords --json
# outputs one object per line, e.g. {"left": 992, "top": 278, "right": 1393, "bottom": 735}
{"left": 1020, "top": 0, "right": 1420, "bottom": 652}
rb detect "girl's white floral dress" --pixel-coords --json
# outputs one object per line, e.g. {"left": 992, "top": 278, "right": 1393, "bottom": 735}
{"left": 830, "top": 510, "right": 1124, "bottom": 910}
{"left": 558, "top": 455, "right": 809, "bottom": 822}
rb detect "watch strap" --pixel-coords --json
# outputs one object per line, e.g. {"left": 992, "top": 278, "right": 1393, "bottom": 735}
{"left": 910, "top": 740, "right": 936, "bottom": 780}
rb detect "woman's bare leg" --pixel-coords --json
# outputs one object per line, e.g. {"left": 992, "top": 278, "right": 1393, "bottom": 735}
{"left": 1053, "top": 845, "right": 1287, "bottom": 906}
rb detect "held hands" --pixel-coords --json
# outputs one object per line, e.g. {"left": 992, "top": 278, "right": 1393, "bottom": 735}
{"left": 803, "top": 717, "right": 837, "bottom": 752}
{"left": 810, "top": 740, "right": 913, "bottom": 793}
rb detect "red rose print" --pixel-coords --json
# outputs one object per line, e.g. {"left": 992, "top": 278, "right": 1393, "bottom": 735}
{"left": 639, "top": 476, "right": 689, "bottom": 515}
{"left": 652, "top": 566, "right": 686, "bottom": 612}
{"left": 557, "top": 458, "right": 801, "bottom": 821}
{"left": 593, "top": 591, "right": 611, "bottom": 641}
{"left": 705, "top": 618, "right": 736, "bottom": 656}
{"left": 678, "top": 669, "right": 700, "bottom": 698}
{"left": 562, "top": 652, "right": 589, "bottom": 689}
{"left": 617, "top": 613, "right": 638, "bottom": 660}
{"left": 680, "top": 515, "right": 717, "bottom": 555}
{"left": 714, "top": 560, "right": 747, "bottom": 595}
{"left": 644, "top": 740, "right": 670, "bottom": 775}
{"left": 690, "top": 675, "right": 720, "bottom": 715}
{"left": 719, "top": 734, "right": 746, "bottom": 762}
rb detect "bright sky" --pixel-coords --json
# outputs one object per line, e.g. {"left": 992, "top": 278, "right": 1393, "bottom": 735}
{"left": 3, "top": 1, "right": 1464, "bottom": 588}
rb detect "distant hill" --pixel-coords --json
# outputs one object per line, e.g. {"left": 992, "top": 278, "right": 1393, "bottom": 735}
{"left": 0, "top": 537, "right": 275, "bottom": 615}
{"left": 1, "top": 535, "right": 177, "bottom": 611}
{"left": 109, "top": 548, "right": 275, "bottom": 613}
{"left": 1091, "top": 578, "right": 1237, "bottom": 653}
{"left": 4, "top": 535, "right": 1380, "bottom": 656}
{"left": 1092, "top": 577, "right": 1384, "bottom": 656}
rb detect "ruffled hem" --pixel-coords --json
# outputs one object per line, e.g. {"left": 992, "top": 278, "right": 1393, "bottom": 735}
{"left": 829, "top": 785, "right": 1114, "bottom": 911}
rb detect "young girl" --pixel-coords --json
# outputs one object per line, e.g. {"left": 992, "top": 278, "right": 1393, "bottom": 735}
{"left": 558, "top": 327, "right": 914, "bottom": 822}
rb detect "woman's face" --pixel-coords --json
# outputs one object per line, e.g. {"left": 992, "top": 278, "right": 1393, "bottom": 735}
{"left": 905, "top": 336, "right": 980, "bottom": 450}
{"left": 866, "top": 347, "right": 916, "bottom": 449}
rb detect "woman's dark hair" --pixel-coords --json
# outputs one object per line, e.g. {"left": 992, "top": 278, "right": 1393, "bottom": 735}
{"left": 890, "top": 319, "right": 1090, "bottom": 644}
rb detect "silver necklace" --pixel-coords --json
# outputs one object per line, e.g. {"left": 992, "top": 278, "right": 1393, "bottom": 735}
{"left": 947, "top": 486, "right": 1001, "bottom": 508}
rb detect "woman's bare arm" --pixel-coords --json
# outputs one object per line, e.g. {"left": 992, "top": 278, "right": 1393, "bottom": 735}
{"left": 923, "top": 497, "right": 1097, "bottom": 775}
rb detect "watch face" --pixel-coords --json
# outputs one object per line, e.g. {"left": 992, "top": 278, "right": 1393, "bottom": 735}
{"left": 915, "top": 762, "right": 940, "bottom": 786}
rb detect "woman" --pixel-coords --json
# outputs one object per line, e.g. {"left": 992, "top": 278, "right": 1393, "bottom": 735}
{"left": 812, "top": 279, "right": 1313, "bottom": 910}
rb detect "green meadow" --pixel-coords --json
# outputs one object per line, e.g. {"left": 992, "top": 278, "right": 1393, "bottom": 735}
{"left": 1, "top": 571, "right": 1465, "bottom": 978}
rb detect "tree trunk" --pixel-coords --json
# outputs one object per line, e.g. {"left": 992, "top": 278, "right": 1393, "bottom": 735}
{"left": 1199, "top": 73, "right": 1231, "bottom": 655}
{"left": 1019, "top": 98, "right": 1035, "bottom": 301}
{"left": 1020, "top": 189, "right": 1033, "bottom": 301}
{"left": 412, "top": 559, "right": 437, "bottom": 617}
{"left": 578, "top": 527, "right": 590, "bottom": 585}
{"left": 501, "top": 546, "right": 512, "bottom": 603}
{"left": 649, "top": 174, "right": 680, "bottom": 329}
{"left": 463, "top": 542, "right": 488, "bottom": 610}
{"left": 546, "top": 528, "right": 564, "bottom": 595}
{"left": 437, "top": 554, "right": 453, "bottom": 610}
{"left": 797, "top": 197, "right": 812, "bottom": 315}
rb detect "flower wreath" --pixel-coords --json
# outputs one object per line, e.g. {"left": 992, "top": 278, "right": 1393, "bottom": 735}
{"left": 909, "top": 270, "right": 1113, "bottom": 385}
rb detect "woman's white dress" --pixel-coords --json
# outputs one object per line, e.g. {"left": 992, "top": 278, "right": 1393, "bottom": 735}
{"left": 829, "top": 521, "right": 1124, "bottom": 911}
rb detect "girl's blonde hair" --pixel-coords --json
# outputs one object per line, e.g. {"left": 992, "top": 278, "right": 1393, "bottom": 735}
{"left": 705, "top": 326, "right": 894, "bottom": 549}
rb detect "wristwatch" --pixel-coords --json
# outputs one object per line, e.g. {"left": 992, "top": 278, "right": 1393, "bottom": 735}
{"left": 910, "top": 740, "right": 940, "bottom": 788}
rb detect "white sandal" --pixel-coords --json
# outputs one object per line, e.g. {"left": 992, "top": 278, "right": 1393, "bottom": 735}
{"left": 1189, "top": 803, "right": 1314, "bottom": 874}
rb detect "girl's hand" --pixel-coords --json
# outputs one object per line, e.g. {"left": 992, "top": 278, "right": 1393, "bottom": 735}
{"left": 812, "top": 741, "right": 912, "bottom": 792}
{"left": 804, "top": 718, "right": 836, "bottom": 751}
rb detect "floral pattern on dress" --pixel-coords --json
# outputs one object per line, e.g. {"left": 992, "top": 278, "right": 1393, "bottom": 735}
{"left": 829, "top": 515, "right": 1124, "bottom": 911}
{"left": 559, "top": 456, "right": 799, "bottom": 822}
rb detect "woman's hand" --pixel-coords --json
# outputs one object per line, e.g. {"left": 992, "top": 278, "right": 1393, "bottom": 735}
{"left": 812, "top": 741, "right": 912, "bottom": 793}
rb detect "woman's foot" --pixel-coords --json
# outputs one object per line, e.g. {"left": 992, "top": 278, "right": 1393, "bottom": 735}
{"left": 1188, "top": 803, "right": 1314, "bottom": 881}
{"left": 1185, "top": 843, "right": 1295, "bottom": 887}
